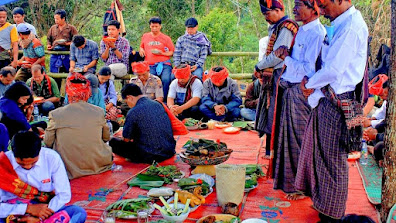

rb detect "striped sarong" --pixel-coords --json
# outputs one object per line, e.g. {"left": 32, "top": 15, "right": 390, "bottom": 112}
{"left": 295, "top": 92, "right": 353, "bottom": 219}
{"left": 273, "top": 81, "right": 311, "bottom": 193}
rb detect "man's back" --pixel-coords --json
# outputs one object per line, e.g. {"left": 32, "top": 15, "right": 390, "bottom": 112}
{"left": 124, "top": 97, "right": 175, "bottom": 156}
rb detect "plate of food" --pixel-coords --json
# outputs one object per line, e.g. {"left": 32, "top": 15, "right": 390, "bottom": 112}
{"left": 197, "top": 214, "right": 240, "bottom": 223}
{"left": 102, "top": 37, "right": 117, "bottom": 43}
{"left": 348, "top": 151, "right": 361, "bottom": 161}
{"left": 73, "top": 68, "right": 83, "bottom": 73}
{"left": 144, "top": 163, "right": 184, "bottom": 184}
{"left": 105, "top": 197, "right": 154, "bottom": 219}
{"left": 33, "top": 96, "right": 44, "bottom": 103}
{"left": 189, "top": 174, "right": 215, "bottom": 188}
{"left": 55, "top": 39, "right": 67, "bottom": 44}
{"left": 223, "top": 127, "right": 241, "bottom": 134}
{"left": 215, "top": 122, "right": 232, "bottom": 129}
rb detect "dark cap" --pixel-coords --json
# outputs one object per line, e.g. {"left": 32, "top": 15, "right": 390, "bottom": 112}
{"left": 98, "top": 66, "right": 112, "bottom": 76}
{"left": 185, "top": 17, "right": 198, "bottom": 28}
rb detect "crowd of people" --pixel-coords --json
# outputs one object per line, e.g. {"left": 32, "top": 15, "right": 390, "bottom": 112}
{"left": 0, "top": 0, "right": 383, "bottom": 222}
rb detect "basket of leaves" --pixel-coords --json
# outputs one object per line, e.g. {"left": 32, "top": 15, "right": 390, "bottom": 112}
{"left": 180, "top": 139, "right": 233, "bottom": 166}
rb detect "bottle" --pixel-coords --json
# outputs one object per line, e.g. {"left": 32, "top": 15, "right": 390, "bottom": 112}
{"left": 360, "top": 140, "right": 368, "bottom": 165}
{"left": 111, "top": 163, "right": 123, "bottom": 172}
{"left": 137, "top": 210, "right": 149, "bottom": 223}
{"left": 33, "top": 105, "right": 39, "bottom": 121}
{"left": 106, "top": 120, "right": 113, "bottom": 136}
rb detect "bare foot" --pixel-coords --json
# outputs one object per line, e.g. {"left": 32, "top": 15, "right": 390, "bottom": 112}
{"left": 285, "top": 193, "right": 306, "bottom": 200}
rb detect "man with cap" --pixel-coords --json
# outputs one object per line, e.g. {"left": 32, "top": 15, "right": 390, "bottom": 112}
{"left": 167, "top": 64, "right": 203, "bottom": 120}
{"left": 12, "top": 7, "right": 37, "bottom": 36}
{"left": 130, "top": 61, "right": 164, "bottom": 101}
{"left": 173, "top": 18, "right": 212, "bottom": 80}
{"left": 0, "top": 66, "right": 16, "bottom": 97}
{"left": 15, "top": 23, "right": 45, "bottom": 82}
{"left": 199, "top": 66, "right": 242, "bottom": 121}
{"left": 0, "top": 6, "right": 18, "bottom": 69}
{"left": 295, "top": 0, "right": 368, "bottom": 220}
{"left": 70, "top": 35, "right": 99, "bottom": 74}
{"left": 269, "top": 0, "right": 325, "bottom": 200}
{"left": 254, "top": 0, "right": 298, "bottom": 157}
{"left": 44, "top": 73, "right": 113, "bottom": 179}
{"left": 26, "top": 64, "right": 60, "bottom": 116}
{"left": 139, "top": 17, "right": 174, "bottom": 98}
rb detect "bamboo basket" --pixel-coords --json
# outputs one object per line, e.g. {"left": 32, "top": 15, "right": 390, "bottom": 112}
{"left": 215, "top": 164, "right": 246, "bottom": 206}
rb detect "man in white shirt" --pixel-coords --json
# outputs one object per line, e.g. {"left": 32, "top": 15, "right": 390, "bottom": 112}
{"left": 295, "top": 0, "right": 368, "bottom": 221}
{"left": 167, "top": 64, "right": 203, "bottom": 120}
{"left": 270, "top": 0, "right": 325, "bottom": 200}
{"left": 12, "top": 7, "right": 37, "bottom": 36}
{"left": 0, "top": 131, "right": 86, "bottom": 223}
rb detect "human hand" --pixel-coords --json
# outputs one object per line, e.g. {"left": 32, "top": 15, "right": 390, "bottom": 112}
{"left": 362, "top": 117, "right": 372, "bottom": 128}
{"left": 139, "top": 48, "right": 145, "bottom": 57}
{"left": 363, "top": 127, "right": 377, "bottom": 141}
{"left": 106, "top": 103, "right": 114, "bottom": 111}
{"left": 69, "top": 67, "right": 75, "bottom": 73}
{"left": 274, "top": 46, "right": 289, "bottom": 60}
{"left": 26, "top": 204, "right": 54, "bottom": 219}
{"left": 11, "top": 60, "right": 17, "bottom": 68}
{"left": 47, "top": 45, "right": 53, "bottom": 50}
{"left": 83, "top": 66, "right": 89, "bottom": 72}
{"left": 190, "top": 65, "right": 197, "bottom": 71}
{"left": 18, "top": 216, "right": 41, "bottom": 223}
{"left": 108, "top": 41, "right": 116, "bottom": 49}
{"left": 300, "top": 76, "right": 314, "bottom": 99}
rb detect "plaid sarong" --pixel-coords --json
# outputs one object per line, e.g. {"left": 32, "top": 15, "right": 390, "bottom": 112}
{"left": 295, "top": 95, "right": 350, "bottom": 219}
{"left": 0, "top": 152, "right": 54, "bottom": 202}
{"left": 273, "top": 81, "right": 311, "bottom": 193}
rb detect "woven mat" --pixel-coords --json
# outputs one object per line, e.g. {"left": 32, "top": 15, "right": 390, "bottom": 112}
{"left": 356, "top": 155, "right": 382, "bottom": 205}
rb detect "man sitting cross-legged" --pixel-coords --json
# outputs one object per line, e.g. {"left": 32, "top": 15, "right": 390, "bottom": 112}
{"left": 167, "top": 64, "right": 203, "bottom": 120}
{"left": 199, "top": 66, "right": 242, "bottom": 121}
{"left": 0, "top": 131, "right": 87, "bottom": 223}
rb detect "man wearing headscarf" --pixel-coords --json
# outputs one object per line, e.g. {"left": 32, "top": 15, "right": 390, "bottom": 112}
{"left": 269, "top": 0, "right": 325, "bottom": 200}
{"left": 254, "top": 0, "right": 298, "bottom": 157}
{"left": 130, "top": 61, "right": 164, "bottom": 101}
{"left": 362, "top": 74, "right": 388, "bottom": 128}
{"left": 295, "top": 0, "right": 368, "bottom": 220}
{"left": 167, "top": 64, "right": 203, "bottom": 120}
{"left": 44, "top": 73, "right": 113, "bottom": 179}
{"left": 199, "top": 66, "right": 242, "bottom": 121}
{"left": 173, "top": 17, "right": 212, "bottom": 79}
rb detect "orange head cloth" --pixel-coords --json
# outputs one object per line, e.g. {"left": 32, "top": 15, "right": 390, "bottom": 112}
{"left": 66, "top": 73, "right": 91, "bottom": 103}
{"left": 259, "top": 0, "right": 284, "bottom": 13}
{"left": 132, "top": 61, "right": 150, "bottom": 74}
{"left": 369, "top": 74, "right": 388, "bottom": 96}
{"left": 302, "top": 0, "right": 320, "bottom": 15}
{"left": 173, "top": 65, "right": 191, "bottom": 80}
{"left": 209, "top": 66, "right": 229, "bottom": 86}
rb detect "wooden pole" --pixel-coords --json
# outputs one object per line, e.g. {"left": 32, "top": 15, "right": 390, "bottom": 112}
{"left": 381, "top": 0, "right": 396, "bottom": 221}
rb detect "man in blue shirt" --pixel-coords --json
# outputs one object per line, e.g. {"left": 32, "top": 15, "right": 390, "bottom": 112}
{"left": 69, "top": 35, "right": 99, "bottom": 74}
{"left": 173, "top": 18, "right": 211, "bottom": 80}
{"left": 0, "top": 66, "right": 16, "bottom": 98}
{"left": 109, "top": 83, "right": 176, "bottom": 163}
{"left": 0, "top": 131, "right": 86, "bottom": 223}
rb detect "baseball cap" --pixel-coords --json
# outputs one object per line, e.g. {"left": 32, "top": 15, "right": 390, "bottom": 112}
{"left": 98, "top": 66, "right": 112, "bottom": 76}
{"left": 185, "top": 17, "right": 198, "bottom": 28}
{"left": 17, "top": 23, "right": 30, "bottom": 33}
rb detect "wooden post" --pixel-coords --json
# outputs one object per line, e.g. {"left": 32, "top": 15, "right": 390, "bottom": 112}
{"left": 381, "top": 0, "right": 396, "bottom": 221}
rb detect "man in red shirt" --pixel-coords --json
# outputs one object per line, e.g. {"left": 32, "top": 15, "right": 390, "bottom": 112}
{"left": 139, "top": 17, "right": 174, "bottom": 97}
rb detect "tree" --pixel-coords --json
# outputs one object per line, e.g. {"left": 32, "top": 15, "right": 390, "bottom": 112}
{"left": 381, "top": 0, "right": 396, "bottom": 220}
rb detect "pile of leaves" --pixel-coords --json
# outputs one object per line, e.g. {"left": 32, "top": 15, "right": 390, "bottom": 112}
{"left": 184, "top": 118, "right": 199, "bottom": 127}
{"left": 182, "top": 139, "right": 232, "bottom": 159}
{"left": 105, "top": 197, "right": 152, "bottom": 219}
{"left": 244, "top": 164, "right": 265, "bottom": 189}
{"left": 127, "top": 174, "right": 165, "bottom": 190}
{"left": 144, "top": 163, "right": 183, "bottom": 184}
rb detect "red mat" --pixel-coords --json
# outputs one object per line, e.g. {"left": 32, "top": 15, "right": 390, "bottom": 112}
{"left": 68, "top": 129, "right": 379, "bottom": 222}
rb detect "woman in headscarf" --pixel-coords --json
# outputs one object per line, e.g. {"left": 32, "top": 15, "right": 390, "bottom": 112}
{"left": 44, "top": 73, "right": 112, "bottom": 179}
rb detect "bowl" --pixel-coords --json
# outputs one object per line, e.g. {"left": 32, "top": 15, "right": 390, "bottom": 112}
{"left": 215, "top": 123, "right": 232, "bottom": 129}
{"left": 160, "top": 203, "right": 190, "bottom": 223}
{"left": 223, "top": 127, "right": 241, "bottom": 134}
{"left": 241, "top": 219, "right": 268, "bottom": 223}
{"left": 56, "top": 39, "right": 67, "bottom": 44}
{"left": 189, "top": 174, "right": 215, "bottom": 187}
{"left": 33, "top": 96, "right": 44, "bottom": 103}
{"left": 179, "top": 152, "right": 231, "bottom": 166}
{"left": 103, "top": 37, "right": 117, "bottom": 43}
{"left": 167, "top": 196, "right": 200, "bottom": 212}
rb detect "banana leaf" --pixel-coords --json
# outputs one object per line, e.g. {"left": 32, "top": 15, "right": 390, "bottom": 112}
{"left": 127, "top": 174, "right": 165, "bottom": 189}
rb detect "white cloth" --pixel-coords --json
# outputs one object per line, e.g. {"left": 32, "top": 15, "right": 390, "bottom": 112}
{"left": 168, "top": 78, "right": 203, "bottom": 105}
{"left": 371, "top": 100, "right": 386, "bottom": 127}
{"left": 282, "top": 19, "right": 325, "bottom": 83}
{"left": 306, "top": 6, "right": 368, "bottom": 108}
{"left": 258, "top": 36, "right": 269, "bottom": 61}
{"left": 0, "top": 148, "right": 71, "bottom": 218}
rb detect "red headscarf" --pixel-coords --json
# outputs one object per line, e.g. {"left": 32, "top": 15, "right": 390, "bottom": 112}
{"left": 259, "top": 0, "right": 284, "bottom": 13}
{"left": 209, "top": 67, "right": 229, "bottom": 86}
{"left": 369, "top": 74, "right": 388, "bottom": 96}
{"left": 302, "top": 0, "right": 320, "bottom": 15}
{"left": 132, "top": 61, "right": 150, "bottom": 74}
{"left": 66, "top": 73, "right": 91, "bottom": 103}
{"left": 173, "top": 65, "right": 191, "bottom": 80}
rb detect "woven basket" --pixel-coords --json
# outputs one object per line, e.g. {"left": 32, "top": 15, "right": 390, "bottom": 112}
{"left": 216, "top": 164, "right": 246, "bottom": 206}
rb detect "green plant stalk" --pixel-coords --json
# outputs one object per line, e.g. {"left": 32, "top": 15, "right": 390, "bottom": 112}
{"left": 174, "top": 192, "right": 178, "bottom": 209}
{"left": 153, "top": 204, "right": 170, "bottom": 216}
{"left": 183, "top": 199, "right": 191, "bottom": 213}
{"left": 159, "top": 196, "right": 172, "bottom": 212}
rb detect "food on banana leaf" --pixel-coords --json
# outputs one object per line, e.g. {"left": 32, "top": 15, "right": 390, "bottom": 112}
{"left": 182, "top": 139, "right": 232, "bottom": 159}
{"left": 178, "top": 178, "right": 211, "bottom": 195}
{"left": 127, "top": 174, "right": 165, "bottom": 190}
{"left": 244, "top": 164, "right": 265, "bottom": 189}
{"left": 144, "top": 162, "right": 183, "bottom": 184}
{"left": 184, "top": 118, "right": 200, "bottom": 127}
{"left": 105, "top": 198, "right": 152, "bottom": 218}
